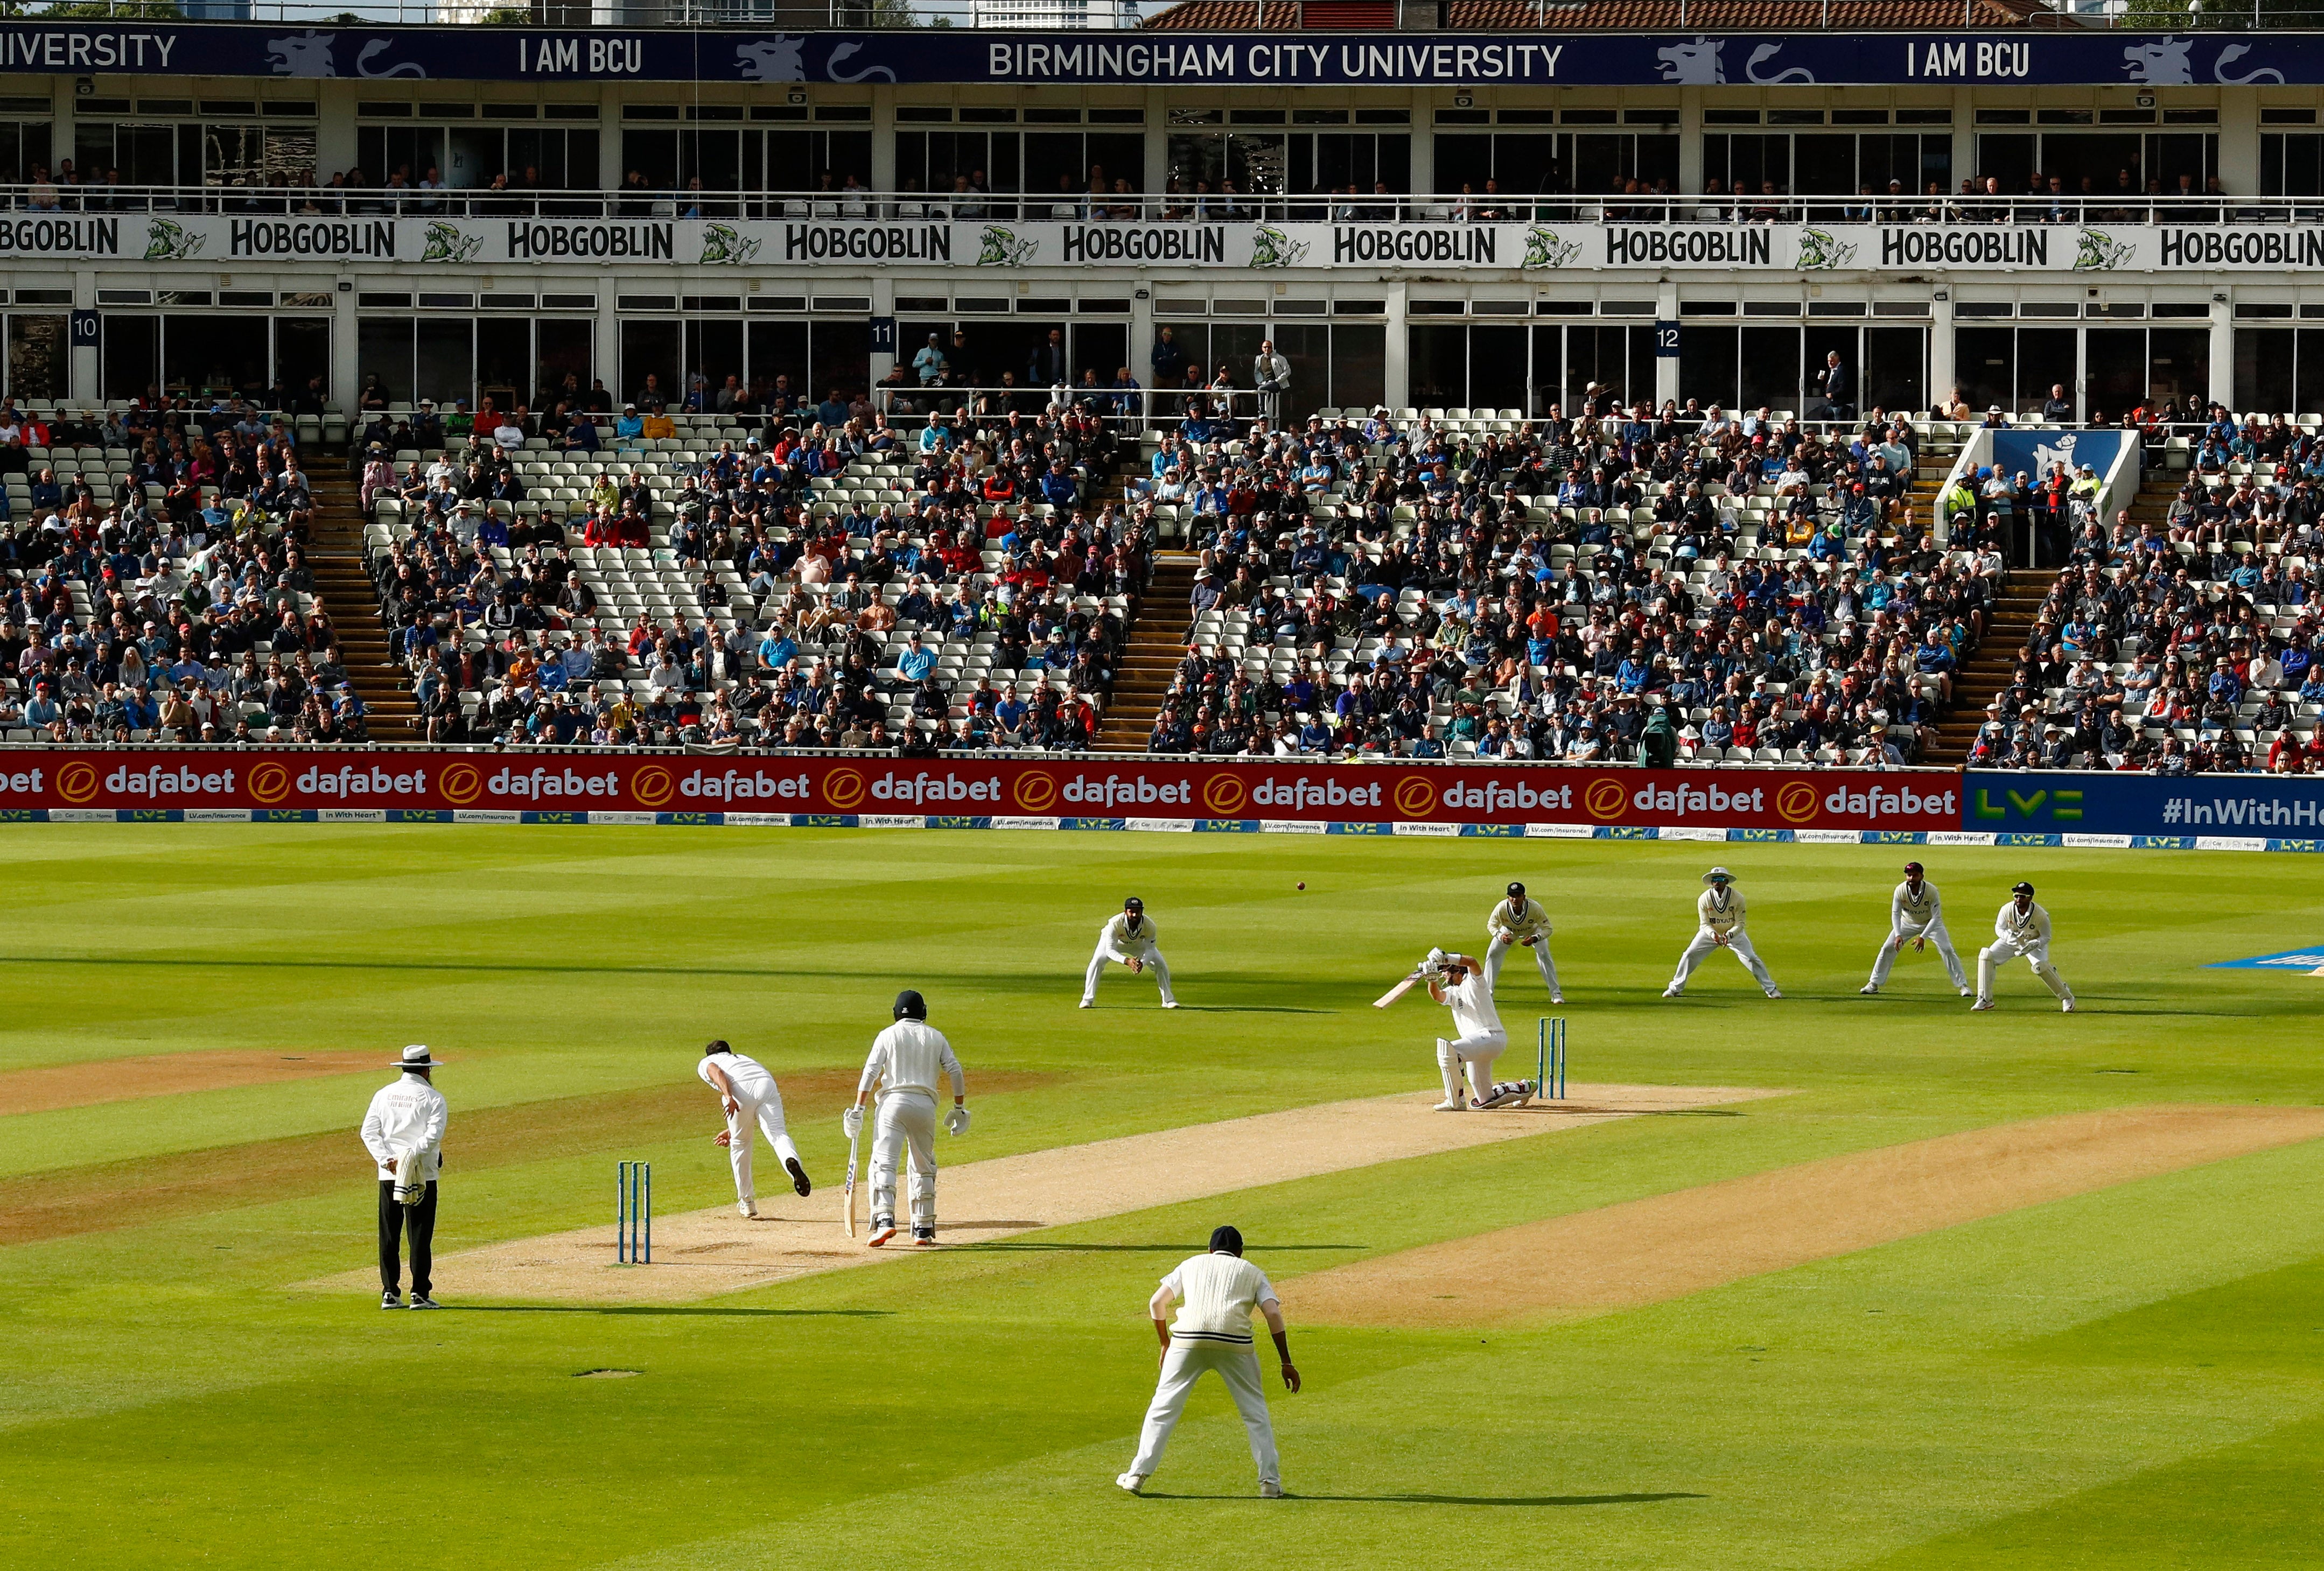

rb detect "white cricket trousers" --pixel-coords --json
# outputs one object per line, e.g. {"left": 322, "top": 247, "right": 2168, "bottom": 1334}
{"left": 1436, "top": 1029, "right": 1508, "bottom": 1102}
{"left": 1670, "top": 928, "right": 1776, "bottom": 993}
{"left": 1483, "top": 933, "right": 1560, "bottom": 997}
{"left": 1977, "top": 938, "right": 2073, "bottom": 1005}
{"left": 725, "top": 1090, "right": 803, "bottom": 1203}
{"left": 1083, "top": 938, "right": 1175, "bottom": 1005}
{"left": 1128, "top": 1337, "right": 1280, "bottom": 1488}
{"left": 870, "top": 1088, "right": 938, "bottom": 1226}
{"left": 1870, "top": 921, "right": 1969, "bottom": 990}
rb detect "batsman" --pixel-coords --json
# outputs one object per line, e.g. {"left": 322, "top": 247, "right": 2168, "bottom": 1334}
{"left": 1423, "top": 948, "right": 1527, "bottom": 1111}
{"left": 844, "top": 990, "right": 969, "bottom": 1248}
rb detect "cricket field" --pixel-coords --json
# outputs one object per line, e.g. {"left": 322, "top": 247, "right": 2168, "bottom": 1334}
{"left": 2, "top": 826, "right": 2318, "bottom": 1569}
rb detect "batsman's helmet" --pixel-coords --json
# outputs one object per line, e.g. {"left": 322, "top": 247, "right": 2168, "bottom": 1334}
{"left": 1506, "top": 880, "right": 1526, "bottom": 899}
{"left": 893, "top": 989, "right": 928, "bottom": 1021}
{"left": 1209, "top": 1225, "right": 1245, "bottom": 1257}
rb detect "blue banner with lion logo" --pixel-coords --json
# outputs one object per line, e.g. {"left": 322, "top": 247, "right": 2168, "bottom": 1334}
{"left": 13, "top": 24, "right": 2324, "bottom": 88}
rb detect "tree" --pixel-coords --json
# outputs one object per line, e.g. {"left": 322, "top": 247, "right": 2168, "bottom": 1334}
{"left": 37, "top": 0, "right": 183, "bottom": 16}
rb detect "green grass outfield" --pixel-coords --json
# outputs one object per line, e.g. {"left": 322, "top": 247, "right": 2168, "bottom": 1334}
{"left": 2, "top": 827, "right": 2320, "bottom": 1570}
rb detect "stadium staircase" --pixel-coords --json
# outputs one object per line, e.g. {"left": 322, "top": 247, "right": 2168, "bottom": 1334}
{"left": 1919, "top": 569, "right": 2046, "bottom": 767}
{"left": 1916, "top": 465, "right": 2178, "bottom": 766}
{"left": 309, "top": 471, "right": 418, "bottom": 742}
{"left": 1095, "top": 552, "right": 1199, "bottom": 752}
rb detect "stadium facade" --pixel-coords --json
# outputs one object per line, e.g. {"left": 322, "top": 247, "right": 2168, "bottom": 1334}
{"left": 7, "top": 15, "right": 2324, "bottom": 420}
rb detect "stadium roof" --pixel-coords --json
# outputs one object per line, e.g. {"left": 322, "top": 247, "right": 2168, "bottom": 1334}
{"left": 1146, "top": 0, "right": 2061, "bottom": 28}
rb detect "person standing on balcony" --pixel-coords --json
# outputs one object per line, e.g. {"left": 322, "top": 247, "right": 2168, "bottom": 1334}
{"left": 1816, "top": 351, "right": 1852, "bottom": 422}
{"left": 1151, "top": 326, "right": 1186, "bottom": 390}
{"left": 1254, "top": 340, "right": 1291, "bottom": 431}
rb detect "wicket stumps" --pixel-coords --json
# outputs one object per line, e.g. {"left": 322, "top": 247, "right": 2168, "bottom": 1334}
{"left": 1536, "top": 1017, "right": 1567, "bottom": 1100}
{"left": 617, "top": 1160, "right": 652, "bottom": 1264}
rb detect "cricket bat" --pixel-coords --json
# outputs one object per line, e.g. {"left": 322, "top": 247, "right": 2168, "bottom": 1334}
{"left": 842, "top": 1124, "right": 861, "bottom": 1237}
{"left": 1373, "top": 972, "right": 1426, "bottom": 1008}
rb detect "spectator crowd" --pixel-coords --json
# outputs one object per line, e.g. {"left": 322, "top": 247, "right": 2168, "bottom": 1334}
{"left": 1133, "top": 383, "right": 1983, "bottom": 766}
{"left": 4, "top": 351, "right": 2314, "bottom": 776}
{"left": 365, "top": 376, "right": 1143, "bottom": 751}
{"left": 0, "top": 390, "right": 366, "bottom": 744}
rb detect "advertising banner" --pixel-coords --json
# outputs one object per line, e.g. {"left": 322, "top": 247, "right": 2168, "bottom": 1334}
{"left": 1964, "top": 770, "right": 2324, "bottom": 844}
{"left": 1985, "top": 429, "right": 2131, "bottom": 480}
{"left": 0, "top": 752, "right": 1961, "bottom": 833}
{"left": 33, "top": 213, "right": 2298, "bottom": 277}
{"left": 3, "top": 24, "right": 2323, "bottom": 89}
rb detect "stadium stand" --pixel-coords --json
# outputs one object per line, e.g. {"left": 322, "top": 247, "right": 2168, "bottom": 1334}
{"left": 1120, "top": 398, "right": 1980, "bottom": 763}
{"left": 356, "top": 396, "right": 1142, "bottom": 749}
{"left": 1, "top": 385, "right": 2315, "bottom": 772}
{"left": 0, "top": 13, "right": 2316, "bottom": 773}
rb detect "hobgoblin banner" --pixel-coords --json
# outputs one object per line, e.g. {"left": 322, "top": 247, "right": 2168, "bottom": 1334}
{"left": 0, "top": 752, "right": 1961, "bottom": 831}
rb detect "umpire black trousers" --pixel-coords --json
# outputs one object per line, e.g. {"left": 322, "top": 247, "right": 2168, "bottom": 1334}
{"left": 377, "top": 1179, "right": 438, "bottom": 1296}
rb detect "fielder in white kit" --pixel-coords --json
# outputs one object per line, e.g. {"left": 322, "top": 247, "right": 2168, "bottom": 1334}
{"left": 1118, "top": 1225, "right": 1299, "bottom": 1499}
{"left": 1974, "top": 881, "right": 2077, "bottom": 1013}
{"left": 844, "top": 989, "right": 969, "bottom": 1247}
{"left": 1861, "top": 860, "right": 1971, "bottom": 996}
{"left": 699, "top": 1040, "right": 812, "bottom": 1218}
{"left": 1483, "top": 880, "right": 1563, "bottom": 1003}
{"left": 1425, "top": 948, "right": 1527, "bottom": 1110}
{"left": 1082, "top": 895, "right": 1178, "bottom": 1008}
{"left": 1664, "top": 867, "right": 1781, "bottom": 999}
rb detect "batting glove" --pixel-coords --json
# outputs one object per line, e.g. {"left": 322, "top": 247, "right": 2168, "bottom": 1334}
{"left": 842, "top": 1106, "right": 864, "bottom": 1140}
{"left": 944, "top": 1106, "right": 970, "bottom": 1135}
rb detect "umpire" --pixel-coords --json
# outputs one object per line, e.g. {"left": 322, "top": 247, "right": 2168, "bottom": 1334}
{"left": 361, "top": 1045, "right": 449, "bottom": 1310}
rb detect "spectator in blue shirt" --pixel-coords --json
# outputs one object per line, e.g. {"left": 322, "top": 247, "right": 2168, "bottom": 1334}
{"left": 2206, "top": 660, "right": 2242, "bottom": 706}
{"left": 895, "top": 633, "right": 937, "bottom": 683}
{"left": 913, "top": 334, "right": 948, "bottom": 385}
{"left": 1288, "top": 529, "right": 1326, "bottom": 585}
{"left": 756, "top": 624, "right": 797, "bottom": 671}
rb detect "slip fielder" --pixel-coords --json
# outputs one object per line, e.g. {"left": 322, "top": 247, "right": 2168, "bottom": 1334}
{"left": 1425, "top": 948, "right": 1526, "bottom": 1110}
{"left": 844, "top": 990, "right": 969, "bottom": 1247}
{"left": 1861, "top": 860, "right": 1971, "bottom": 997}
{"left": 1974, "top": 881, "right": 2077, "bottom": 1013}
{"left": 1664, "top": 867, "right": 1781, "bottom": 999}
{"left": 1483, "top": 880, "right": 1563, "bottom": 1004}
{"left": 1082, "top": 895, "right": 1178, "bottom": 1009}
{"left": 699, "top": 1039, "right": 811, "bottom": 1218}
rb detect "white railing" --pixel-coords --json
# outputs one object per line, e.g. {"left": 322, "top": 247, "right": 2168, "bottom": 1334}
{"left": 3, "top": 184, "right": 2307, "bottom": 227}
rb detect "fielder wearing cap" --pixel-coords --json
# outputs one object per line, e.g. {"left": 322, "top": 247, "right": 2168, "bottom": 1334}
{"left": 1863, "top": 861, "right": 1970, "bottom": 998}
{"left": 843, "top": 990, "right": 969, "bottom": 1248}
{"left": 1663, "top": 868, "right": 1782, "bottom": 1000}
{"left": 699, "top": 1039, "right": 811, "bottom": 1219}
{"left": 1974, "top": 882, "right": 2077, "bottom": 1013}
{"left": 359, "top": 1046, "right": 449, "bottom": 1310}
{"left": 1483, "top": 879, "right": 1563, "bottom": 1005}
{"left": 1117, "top": 1224, "right": 1299, "bottom": 1499}
{"left": 1082, "top": 895, "right": 1178, "bottom": 1009}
